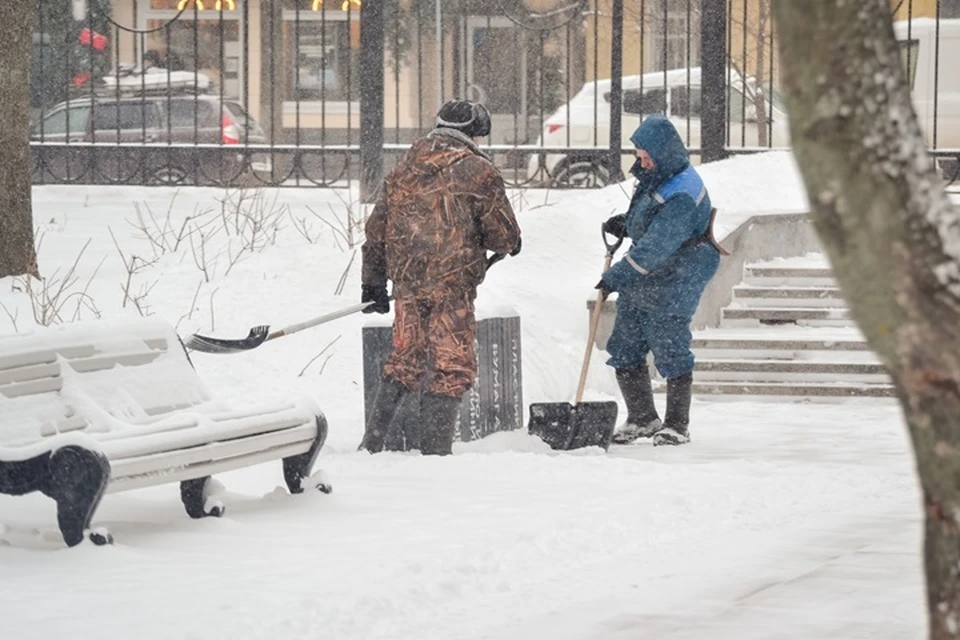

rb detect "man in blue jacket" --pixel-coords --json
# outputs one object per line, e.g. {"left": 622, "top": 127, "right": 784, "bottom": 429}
{"left": 597, "top": 114, "right": 721, "bottom": 446}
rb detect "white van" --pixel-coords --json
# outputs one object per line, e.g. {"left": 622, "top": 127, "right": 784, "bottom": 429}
{"left": 894, "top": 18, "right": 960, "bottom": 175}
{"left": 526, "top": 66, "right": 790, "bottom": 187}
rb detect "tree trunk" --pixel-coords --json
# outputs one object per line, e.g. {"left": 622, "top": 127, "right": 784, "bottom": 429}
{"left": 0, "top": 1, "right": 39, "bottom": 280}
{"left": 772, "top": 1, "right": 960, "bottom": 638}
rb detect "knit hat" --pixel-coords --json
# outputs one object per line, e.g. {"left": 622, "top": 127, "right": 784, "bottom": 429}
{"left": 436, "top": 100, "right": 492, "bottom": 138}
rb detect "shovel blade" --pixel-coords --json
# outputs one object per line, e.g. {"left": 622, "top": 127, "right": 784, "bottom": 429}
{"left": 182, "top": 325, "right": 270, "bottom": 354}
{"left": 568, "top": 401, "right": 619, "bottom": 450}
{"left": 528, "top": 401, "right": 618, "bottom": 451}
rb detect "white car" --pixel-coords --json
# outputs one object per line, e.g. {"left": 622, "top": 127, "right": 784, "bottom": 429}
{"left": 893, "top": 18, "right": 960, "bottom": 179}
{"left": 527, "top": 66, "right": 790, "bottom": 187}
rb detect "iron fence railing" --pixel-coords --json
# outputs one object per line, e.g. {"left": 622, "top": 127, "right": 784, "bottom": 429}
{"left": 28, "top": 0, "right": 960, "bottom": 192}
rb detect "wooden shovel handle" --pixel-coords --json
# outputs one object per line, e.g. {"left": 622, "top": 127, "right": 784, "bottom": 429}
{"left": 574, "top": 251, "right": 615, "bottom": 405}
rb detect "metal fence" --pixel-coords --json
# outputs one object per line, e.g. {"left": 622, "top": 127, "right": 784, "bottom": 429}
{"left": 28, "top": 0, "right": 960, "bottom": 194}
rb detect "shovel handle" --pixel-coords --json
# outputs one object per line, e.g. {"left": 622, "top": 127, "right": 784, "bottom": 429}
{"left": 574, "top": 225, "right": 622, "bottom": 404}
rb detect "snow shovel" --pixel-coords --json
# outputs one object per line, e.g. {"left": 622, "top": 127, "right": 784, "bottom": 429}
{"left": 183, "top": 252, "right": 509, "bottom": 354}
{"left": 528, "top": 228, "right": 623, "bottom": 451}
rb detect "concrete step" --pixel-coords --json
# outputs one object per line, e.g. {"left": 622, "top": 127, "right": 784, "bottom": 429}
{"left": 743, "top": 266, "right": 837, "bottom": 288}
{"left": 722, "top": 307, "right": 852, "bottom": 326}
{"left": 692, "top": 336, "right": 871, "bottom": 351}
{"left": 698, "top": 257, "right": 890, "bottom": 398}
{"left": 677, "top": 381, "right": 897, "bottom": 398}
{"left": 693, "top": 359, "right": 891, "bottom": 384}
{"left": 732, "top": 286, "right": 847, "bottom": 308}
{"left": 691, "top": 327, "right": 875, "bottom": 360}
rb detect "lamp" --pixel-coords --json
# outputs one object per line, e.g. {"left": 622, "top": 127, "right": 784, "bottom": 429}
{"left": 176, "top": 0, "right": 236, "bottom": 10}
{"left": 311, "top": 0, "right": 362, "bottom": 10}
{"left": 522, "top": 0, "right": 560, "bottom": 12}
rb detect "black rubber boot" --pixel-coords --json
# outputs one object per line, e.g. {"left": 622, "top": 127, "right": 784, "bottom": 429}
{"left": 359, "top": 376, "right": 408, "bottom": 453}
{"left": 419, "top": 392, "right": 462, "bottom": 456}
{"left": 654, "top": 373, "right": 693, "bottom": 446}
{"left": 611, "top": 366, "right": 663, "bottom": 444}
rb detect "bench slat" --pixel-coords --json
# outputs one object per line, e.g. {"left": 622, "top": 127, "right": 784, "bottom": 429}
{"left": 92, "top": 401, "right": 298, "bottom": 440}
{"left": 0, "top": 376, "right": 63, "bottom": 399}
{"left": 100, "top": 413, "right": 311, "bottom": 460}
{"left": 107, "top": 428, "right": 317, "bottom": 492}
{"left": 38, "top": 414, "right": 89, "bottom": 438}
{"left": 0, "top": 362, "right": 60, "bottom": 386}
{"left": 0, "top": 350, "right": 57, "bottom": 372}
{"left": 66, "top": 351, "right": 163, "bottom": 373}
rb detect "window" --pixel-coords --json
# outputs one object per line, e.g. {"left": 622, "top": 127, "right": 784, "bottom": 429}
{"left": 942, "top": 0, "right": 960, "bottom": 18}
{"left": 164, "top": 99, "right": 219, "bottom": 127}
{"left": 622, "top": 88, "right": 667, "bottom": 115}
{"left": 282, "top": 1, "right": 359, "bottom": 104}
{"left": 93, "top": 103, "right": 157, "bottom": 130}
{"left": 648, "top": 0, "right": 700, "bottom": 71}
{"left": 670, "top": 86, "right": 701, "bottom": 118}
{"left": 727, "top": 86, "right": 751, "bottom": 123}
{"left": 142, "top": 0, "right": 242, "bottom": 99}
{"left": 898, "top": 39, "right": 919, "bottom": 90}
{"left": 34, "top": 106, "right": 91, "bottom": 138}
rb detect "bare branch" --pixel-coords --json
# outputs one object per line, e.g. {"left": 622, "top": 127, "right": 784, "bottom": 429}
{"left": 297, "top": 335, "right": 341, "bottom": 377}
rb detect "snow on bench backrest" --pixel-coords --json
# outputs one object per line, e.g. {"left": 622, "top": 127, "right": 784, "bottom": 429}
{"left": 0, "top": 318, "right": 212, "bottom": 448}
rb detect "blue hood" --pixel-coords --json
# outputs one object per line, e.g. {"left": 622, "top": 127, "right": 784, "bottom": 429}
{"left": 629, "top": 114, "right": 690, "bottom": 183}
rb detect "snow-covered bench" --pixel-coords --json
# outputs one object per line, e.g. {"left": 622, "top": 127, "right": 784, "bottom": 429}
{"left": 0, "top": 317, "right": 329, "bottom": 547}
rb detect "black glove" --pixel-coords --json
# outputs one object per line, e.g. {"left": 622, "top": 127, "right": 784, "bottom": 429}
{"left": 361, "top": 284, "right": 390, "bottom": 314}
{"left": 595, "top": 279, "right": 615, "bottom": 301}
{"left": 602, "top": 214, "right": 627, "bottom": 239}
{"left": 510, "top": 237, "right": 522, "bottom": 257}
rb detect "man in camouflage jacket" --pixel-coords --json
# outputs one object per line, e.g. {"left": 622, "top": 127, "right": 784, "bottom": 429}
{"left": 359, "top": 100, "right": 521, "bottom": 456}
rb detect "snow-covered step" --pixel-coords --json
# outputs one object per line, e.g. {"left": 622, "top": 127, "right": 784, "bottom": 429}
{"left": 688, "top": 381, "right": 896, "bottom": 398}
{"left": 743, "top": 266, "right": 837, "bottom": 288}
{"left": 732, "top": 285, "right": 846, "bottom": 308}
{"left": 691, "top": 327, "right": 876, "bottom": 359}
{"left": 692, "top": 336, "right": 873, "bottom": 353}
{"left": 685, "top": 254, "right": 895, "bottom": 398}
{"left": 722, "top": 306, "right": 852, "bottom": 326}
{"left": 743, "top": 254, "right": 837, "bottom": 288}
{"left": 693, "top": 359, "right": 890, "bottom": 384}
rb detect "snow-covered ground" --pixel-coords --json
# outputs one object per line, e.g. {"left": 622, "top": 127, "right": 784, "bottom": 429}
{"left": 0, "top": 152, "right": 927, "bottom": 638}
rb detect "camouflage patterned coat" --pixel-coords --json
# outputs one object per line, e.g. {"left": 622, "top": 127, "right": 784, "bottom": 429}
{"left": 361, "top": 129, "right": 520, "bottom": 298}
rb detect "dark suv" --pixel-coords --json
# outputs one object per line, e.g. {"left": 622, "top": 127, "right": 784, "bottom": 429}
{"left": 30, "top": 93, "right": 270, "bottom": 186}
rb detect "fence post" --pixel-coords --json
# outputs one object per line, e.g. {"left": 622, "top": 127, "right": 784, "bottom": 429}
{"left": 700, "top": 0, "right": 728, "bottom": 163}
{"left": 608, "top": 0, "right": 625, "bottom": 182}
{"left": 260, "top": 0, "right": 283, "bottom": 148}
{"left": 359, "top": 0, "right": 385, "bottom": 204}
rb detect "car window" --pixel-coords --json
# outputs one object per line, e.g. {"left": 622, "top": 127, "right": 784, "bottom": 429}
{"left": 225, "top": 101, "right": 264, "bottom": 133}
{"left": 165, "top": 100, "right": 219, "bottom": 128}
{"left": 225, "top": 101, "right": 250, "bottom": 121}
{"left": 93, "top": 103, "right": 153, "bottom": 130}
{"left": 35, "top": 107, "right": 90, "bottom": 137}
{"left": 727, "top": 87, "right": 746, "bottom": 123}
{"left": 670, "top": 86, "right": 702, "bottom": 119}
{"left": 623, "top": 88, "right": 666, "bottom": 115}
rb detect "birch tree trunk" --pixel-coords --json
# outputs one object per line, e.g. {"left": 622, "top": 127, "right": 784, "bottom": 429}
{"left": 0, "top": 1, "right": 39, "bottom": 280}
{"left": 772, "top": 1, "right": 960, "bottom": 637}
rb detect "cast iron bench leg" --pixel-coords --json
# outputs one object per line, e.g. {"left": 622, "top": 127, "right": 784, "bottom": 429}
{"left": 0, "top": 445, "right": 114, "bottom": 547}
{"left": 180, "top": 476, "right": 225, "bottom": 519}
{"left": 282, "top": 414, "right": 331, "bottom": 494}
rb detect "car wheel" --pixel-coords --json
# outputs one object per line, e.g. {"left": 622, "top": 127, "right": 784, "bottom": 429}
{"left": 551, "top": 160, "right": 614, "bottom": 188}
{"left": 149, "top": 166, "right": 190, "bottom": 186}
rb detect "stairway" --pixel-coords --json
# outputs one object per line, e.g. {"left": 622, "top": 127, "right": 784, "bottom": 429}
{"left": 684, "top": 254, "right": 896, "bottom": 398}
